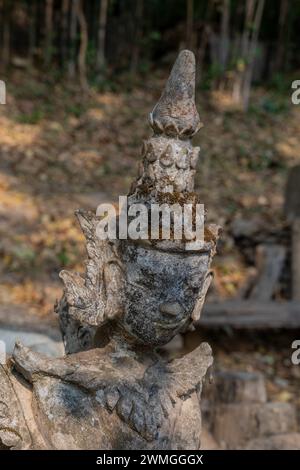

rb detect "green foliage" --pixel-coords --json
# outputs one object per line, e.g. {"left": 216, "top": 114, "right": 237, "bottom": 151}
{"left": 13, "top": 80, "right": 49, "bottom": 101}
{"left": 56, "top": 247, "right": 70, "bottom": 267}
{"left": 86, "top": 42, "right": 97, "bottom": 70}
{"left": 65, "top": 103, "right": 86, "bottom": 118}
{"left": 147, "top": 30, "right": 161, "bottom": 42}
{"left": 17, "top": 108, "right": 45, "bottom": 124}
{"left": 249, "top": 95, "right": 289, "bottom": 116}
{"left": 260, "top": 97, "right": 288, "bottom": 114}
{"left": 13, "top": 245, "right": 37, "bottom": 264}
{"left": 200, "top": 62, "right": 223, "bottom": 90}
{"left": 268, "top": 73, "right": 293, "bottom": 95}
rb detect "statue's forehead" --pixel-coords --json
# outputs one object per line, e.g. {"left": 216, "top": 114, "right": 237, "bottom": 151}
{"left": 123, "top": 243, "right": 208, "bottom": 272}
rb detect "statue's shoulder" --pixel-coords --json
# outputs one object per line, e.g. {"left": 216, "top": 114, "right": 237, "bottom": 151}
{"left": 6, "top": 341, "right": 212, "bottom": 449}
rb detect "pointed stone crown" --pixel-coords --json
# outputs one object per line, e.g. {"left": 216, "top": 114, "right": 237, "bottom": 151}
{"left": 149, "top": 50, "right": 202, "bottom": 139}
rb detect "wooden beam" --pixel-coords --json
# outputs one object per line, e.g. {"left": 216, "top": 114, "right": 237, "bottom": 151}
{"left": 199, "top": 300, "right": 300, "bottom": 328}
{"left": 292, "top": 218, "right": 300, "bottom": 300}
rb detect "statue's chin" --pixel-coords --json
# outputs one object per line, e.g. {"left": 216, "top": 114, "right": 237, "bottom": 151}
{"left": 122, "top": 317, "right": 190, "bottom": 347}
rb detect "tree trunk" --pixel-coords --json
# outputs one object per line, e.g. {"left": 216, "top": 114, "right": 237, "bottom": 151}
{"left": 233, "top": 0, "right": 254, "bottom": 104}
{"left": 197, "top": 25, "right": 209, "bottom": 86}
{"left": 219, "top": 0, "right": 230, "bottom": 72}
{"left": 196, "top": 0, "right": 213, "bottom": 86}
{"left": 28, "top": 0, "right": 37, "bottom": 66}
{"left": 61, "top": 0, "right": 69, "bottom": 69}
{"left": 232, "top": 0, "right": 265, "bottom": 111}
{"left": 130, "top": 0, "right": 143, "bottom": 75}
{"left": 274, "top": 0, "right": 289, "bottom": 73}
{"left": 44, "top": 0, "right": 53, "bottom": 67}
{"left": 76, "top": 0, "right": 89, "bottom": 92}
{"left": 68, "top": 0, "right": 78, "bottom": 78}
{"left": 241, "top": 0, "right": 265, "bottom": 111}
{"left": 96, "top": 0, "right": 109, "bottom": 75}
{"left": 186, "top": 0, "right": 194, "bottom": 50}
{"left": 2, "top": 0, "right": 11, "bottom": 69}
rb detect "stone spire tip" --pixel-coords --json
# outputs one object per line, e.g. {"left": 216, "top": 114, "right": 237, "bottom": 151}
{"left": 149, "top": 50, "right": 202, "bottom": 139}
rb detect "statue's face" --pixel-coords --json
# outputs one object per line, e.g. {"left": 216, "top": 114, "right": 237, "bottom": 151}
{"left": 120, "top": 244, "right": 211, "bottom": 346}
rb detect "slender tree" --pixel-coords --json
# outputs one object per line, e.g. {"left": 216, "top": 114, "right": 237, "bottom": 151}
{"left": 68, "top": 0, "right": 78, "bottom": 78}
{"left": 232, "top": 0, "right": 265, "bottom": 111}
{"left": 219, "top": 0, "right": 230, "bottom": 72}
{"left": 2, "top": 0, "right": 11, "bottom": 69}
{"left": 28, "top": 0, "right": 37, "bottom": 66}
{"left": 186, "top": 0, "right": 194, "bottom": 50}
{"left": 96, "top": 0, "right": 109, "bottom": 75}
{"left": 274, "top": 0, "right": 289, "bottom": 73}
{"left": 130, "top": 0, "right": 143, "bottom": 75}
{"left": 76, "top": 0, "right": 89, "bottom": 91}
{"left": 61, "top": 0, "right": 70, "bottom": 68}
{"left": 196, "top": 0, "right": 213, "bottom": 85}
{"left": 44, "top": 0, "right": 54, "bottom": 66}
{"left": 241, "top": 0, "right": 265, "bottom": 110}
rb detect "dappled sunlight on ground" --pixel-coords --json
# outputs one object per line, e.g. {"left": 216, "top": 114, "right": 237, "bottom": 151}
{"left": 0, "top": 72, "right": 300, "bottom": 315}
{"left": 0, "top": 280, "right": 61, "bottom": 318}
{"left": 1, "top": 72, "right": 300, "bottom": 419}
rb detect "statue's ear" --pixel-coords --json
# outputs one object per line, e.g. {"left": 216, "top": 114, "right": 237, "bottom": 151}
{"left": 58, "top": 208, "right": 125, "bottom": 326}
{"left": 191, "top": 271, "right": 213, "bottom": 323}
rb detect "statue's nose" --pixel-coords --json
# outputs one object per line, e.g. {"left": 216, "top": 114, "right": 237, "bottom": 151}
{"left": 159, "top": 302, "right": 183, "bottom": 318}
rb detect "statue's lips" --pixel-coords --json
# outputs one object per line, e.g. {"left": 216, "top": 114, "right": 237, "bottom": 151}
{"left": 154, "top": 317, "right": 187, "bottom": 330}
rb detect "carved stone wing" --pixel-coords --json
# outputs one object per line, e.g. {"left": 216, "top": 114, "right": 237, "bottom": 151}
{"left": 0, "top": 365, "right": 32, "bottom": 449}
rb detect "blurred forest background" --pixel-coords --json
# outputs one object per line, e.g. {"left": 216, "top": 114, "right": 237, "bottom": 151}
{"left": 1, "top": 0, "right": 300, "bottom": 105}
{"left": 1, "top": 0, "right": 300, "bottom": 411}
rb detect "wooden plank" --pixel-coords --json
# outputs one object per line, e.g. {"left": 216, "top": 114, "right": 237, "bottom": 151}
{"left": 285, "top": 166, "right": 300, "bottom": 300}
{"left": 292, "top": 218, "right": 300, "bottom": 300}
{"left": 249, "top": 244, "right": 286, "bottom": 301}
{"left": 285, "top": 165, "right": 300, "bottom": 219}
{"left": 199, "top": 300, "right": 300, "bottom": 329}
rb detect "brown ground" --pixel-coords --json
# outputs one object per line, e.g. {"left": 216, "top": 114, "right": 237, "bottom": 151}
{"left": 0, "top": 68, "right": 300, "bottom": 407}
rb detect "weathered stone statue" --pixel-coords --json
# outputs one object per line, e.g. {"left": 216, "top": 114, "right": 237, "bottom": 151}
{"left": 0, "top": 50, "right": 220, "bottom": 450}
